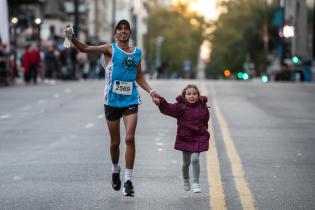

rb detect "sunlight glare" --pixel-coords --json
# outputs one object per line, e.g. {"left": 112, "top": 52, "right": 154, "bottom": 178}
{"left": 171, "top": 0, "right": 222, "bottom": 20}
{"left": 200, "top": 40, "right": 211, "bottom": 61}
{"left": 188, "top": 0, "right": 220, "bottom": 20}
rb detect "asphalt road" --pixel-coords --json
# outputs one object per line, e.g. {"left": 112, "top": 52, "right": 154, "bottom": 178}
{"left": 0, "top": 79, "right": 315, "bottom": 210}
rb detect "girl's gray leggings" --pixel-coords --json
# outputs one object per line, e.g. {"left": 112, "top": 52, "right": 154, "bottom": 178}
{"left": 182, "top": 152, "right": 200, "bottom": 183}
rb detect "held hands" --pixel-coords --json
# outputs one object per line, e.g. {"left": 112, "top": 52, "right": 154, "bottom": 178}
{"left": 150, "top": 90, "right": 161, "bottom": 105}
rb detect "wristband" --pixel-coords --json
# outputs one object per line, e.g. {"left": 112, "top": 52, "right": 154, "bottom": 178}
{"left": 149, "top": 89, "right": 156, "bottom": 95}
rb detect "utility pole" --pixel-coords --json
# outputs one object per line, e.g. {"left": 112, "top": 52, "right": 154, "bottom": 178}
{"left": 95, "top": 0, "right": 100, "bottom": 39}
{"left": 313, "top": 0, "right": 315, "bottom": 59}
{"left": 74, "top": 0, "right": 79, "bottom": 36}
{"left": 131, "top": 7, "right": 137, "bottom": 46}
{"left": 111, "top": 0, "right": 116, "bottom": 42}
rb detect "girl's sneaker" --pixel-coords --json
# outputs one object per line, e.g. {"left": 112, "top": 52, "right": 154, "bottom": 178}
{"left": 192, "top": 183, "right": 201, "bottom": 193}
{"left": 183, "top": 179, "right": 190, "bottom": 191}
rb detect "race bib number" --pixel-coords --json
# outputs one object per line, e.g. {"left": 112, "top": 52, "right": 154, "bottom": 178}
{"left": 112, "top": 80, "right": 133, "bottom": 95}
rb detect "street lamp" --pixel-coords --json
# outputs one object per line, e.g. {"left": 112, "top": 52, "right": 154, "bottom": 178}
{"left": 279, "top": 24, "right": 295, "bottom": 38}
{"left": 34, "top": 18, "right": 42, "bottom": 25}
{"left": 283, "top": 25, "right": 294, "bottom": 38}
{"left": 34, "top": 18, "right": 42, "bottom": 41}
{"left": 11, "top": 17, "right": 18, "bottom": 25}
{"left": 11, "top": 17, "right": 18, "bottom": 44}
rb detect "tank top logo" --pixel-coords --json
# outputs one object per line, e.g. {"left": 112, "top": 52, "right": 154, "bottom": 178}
{"left": 123, "top": 55, "right": 136, "bottom": 70}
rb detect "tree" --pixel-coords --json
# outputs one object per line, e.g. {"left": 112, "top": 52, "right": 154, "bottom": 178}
{"left": 206, "top": 0, "right": 278, "bottom": 78}
{"left": 144, "top": 1, "right": 209, "bottom": 78}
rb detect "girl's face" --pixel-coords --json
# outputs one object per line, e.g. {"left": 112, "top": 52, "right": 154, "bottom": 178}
{"left": 184, "top": 87, "right": 199, "bottom": 104}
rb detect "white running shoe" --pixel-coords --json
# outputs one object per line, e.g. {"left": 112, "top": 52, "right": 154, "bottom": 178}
{"left": 192, "top": 183, "right": 201, "bottom": 193}
{"left": 184, "top": 179, "right": 190, "bottom": 191}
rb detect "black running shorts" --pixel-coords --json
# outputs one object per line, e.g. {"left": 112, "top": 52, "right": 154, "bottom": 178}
{"left": 104, "top": 104, "right": 138, "bottom": 121}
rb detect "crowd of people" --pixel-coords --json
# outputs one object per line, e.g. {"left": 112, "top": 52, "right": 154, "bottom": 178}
{"left": 0, "top": 40, "right": 105, "bottom": 86}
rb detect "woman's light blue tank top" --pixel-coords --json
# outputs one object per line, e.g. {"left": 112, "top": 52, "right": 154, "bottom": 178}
{"left": 103, "top": 43, "right": 142, "bottom": 107}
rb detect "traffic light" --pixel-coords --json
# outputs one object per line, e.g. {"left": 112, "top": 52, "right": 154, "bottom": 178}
{"left": 237, "top": 72, "right": 243, "bottom": 79}
{"left": 224, "top": 69, "right": 231, "bottom": 77}
{"left": 292, "top": 56, "right": 301, "bottom": 64}
{"left": 243, "top": 73, "right": 249, "bottom": 80}
{"left": 261, "top": 75, "right": 269, "bottom": 83}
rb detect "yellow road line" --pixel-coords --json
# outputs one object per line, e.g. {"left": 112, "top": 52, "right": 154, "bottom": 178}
{"left": 213, "top": 98, "right": 256, "bottom": 210}
{"left": 207, "top": 122, "right": 227, "bottom": 210}
{"left": 201, "top": 86, "right": 227, "bottom": 210}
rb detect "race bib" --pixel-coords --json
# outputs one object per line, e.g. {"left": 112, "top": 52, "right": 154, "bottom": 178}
{"left": 112, "top": 80, "right": 133, "bottom": 95}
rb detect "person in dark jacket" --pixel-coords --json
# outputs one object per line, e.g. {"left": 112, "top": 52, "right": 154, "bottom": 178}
{"left": 158, "top": 84, "right": 210, "bottom": 193}
{"left": 22, "top": 44, "right": 31, "bottom": 84}
{"left": 44, "top": 44, "right": 59, "bottom": 85}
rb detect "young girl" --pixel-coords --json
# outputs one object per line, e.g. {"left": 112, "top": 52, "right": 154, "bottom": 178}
{"left": 158, "top": 84, "right": 210, "bottom": 193}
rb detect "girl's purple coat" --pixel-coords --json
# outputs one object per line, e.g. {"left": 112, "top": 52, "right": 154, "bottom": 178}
{"left": 158, "top": 95, "right": 210, "bottom": 152}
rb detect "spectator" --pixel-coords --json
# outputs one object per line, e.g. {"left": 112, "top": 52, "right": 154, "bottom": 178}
{"left": 76, "top": 51, "right": 88, "bottom": 79}
{"left": 44, "top": 44, "right": 59, "bottom": 85}
{"left": 9, "top": 43, "right": 19, "bottom": 78}
{"left": 23, "top": 44, "right": 31, "bottom": 84}
{"left": 0, "top": 44, "right": 8, "bottom": 84}
{"left": 28, "top": 44, "right": 41, "bottom": 84}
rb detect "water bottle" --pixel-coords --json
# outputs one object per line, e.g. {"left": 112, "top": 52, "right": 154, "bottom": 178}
{"left": 64, "top": 25, "right": 74, "bottom": 48}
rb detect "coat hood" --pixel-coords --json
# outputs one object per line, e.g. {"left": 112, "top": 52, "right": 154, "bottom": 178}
{"left": 175, "top": 95, "right": 186, "bottom": 103}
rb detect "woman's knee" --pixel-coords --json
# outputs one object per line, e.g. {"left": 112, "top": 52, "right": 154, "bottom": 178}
{"left": 125, "top": 134, "right": 135, "bottom": 145}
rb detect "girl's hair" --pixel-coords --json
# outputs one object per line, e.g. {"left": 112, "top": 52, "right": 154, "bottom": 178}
{"left": 181, "top": 84, "right": 209, "bottom": 108}
{"left": 181, "top": 84, "right": 200, "bottom": 98}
